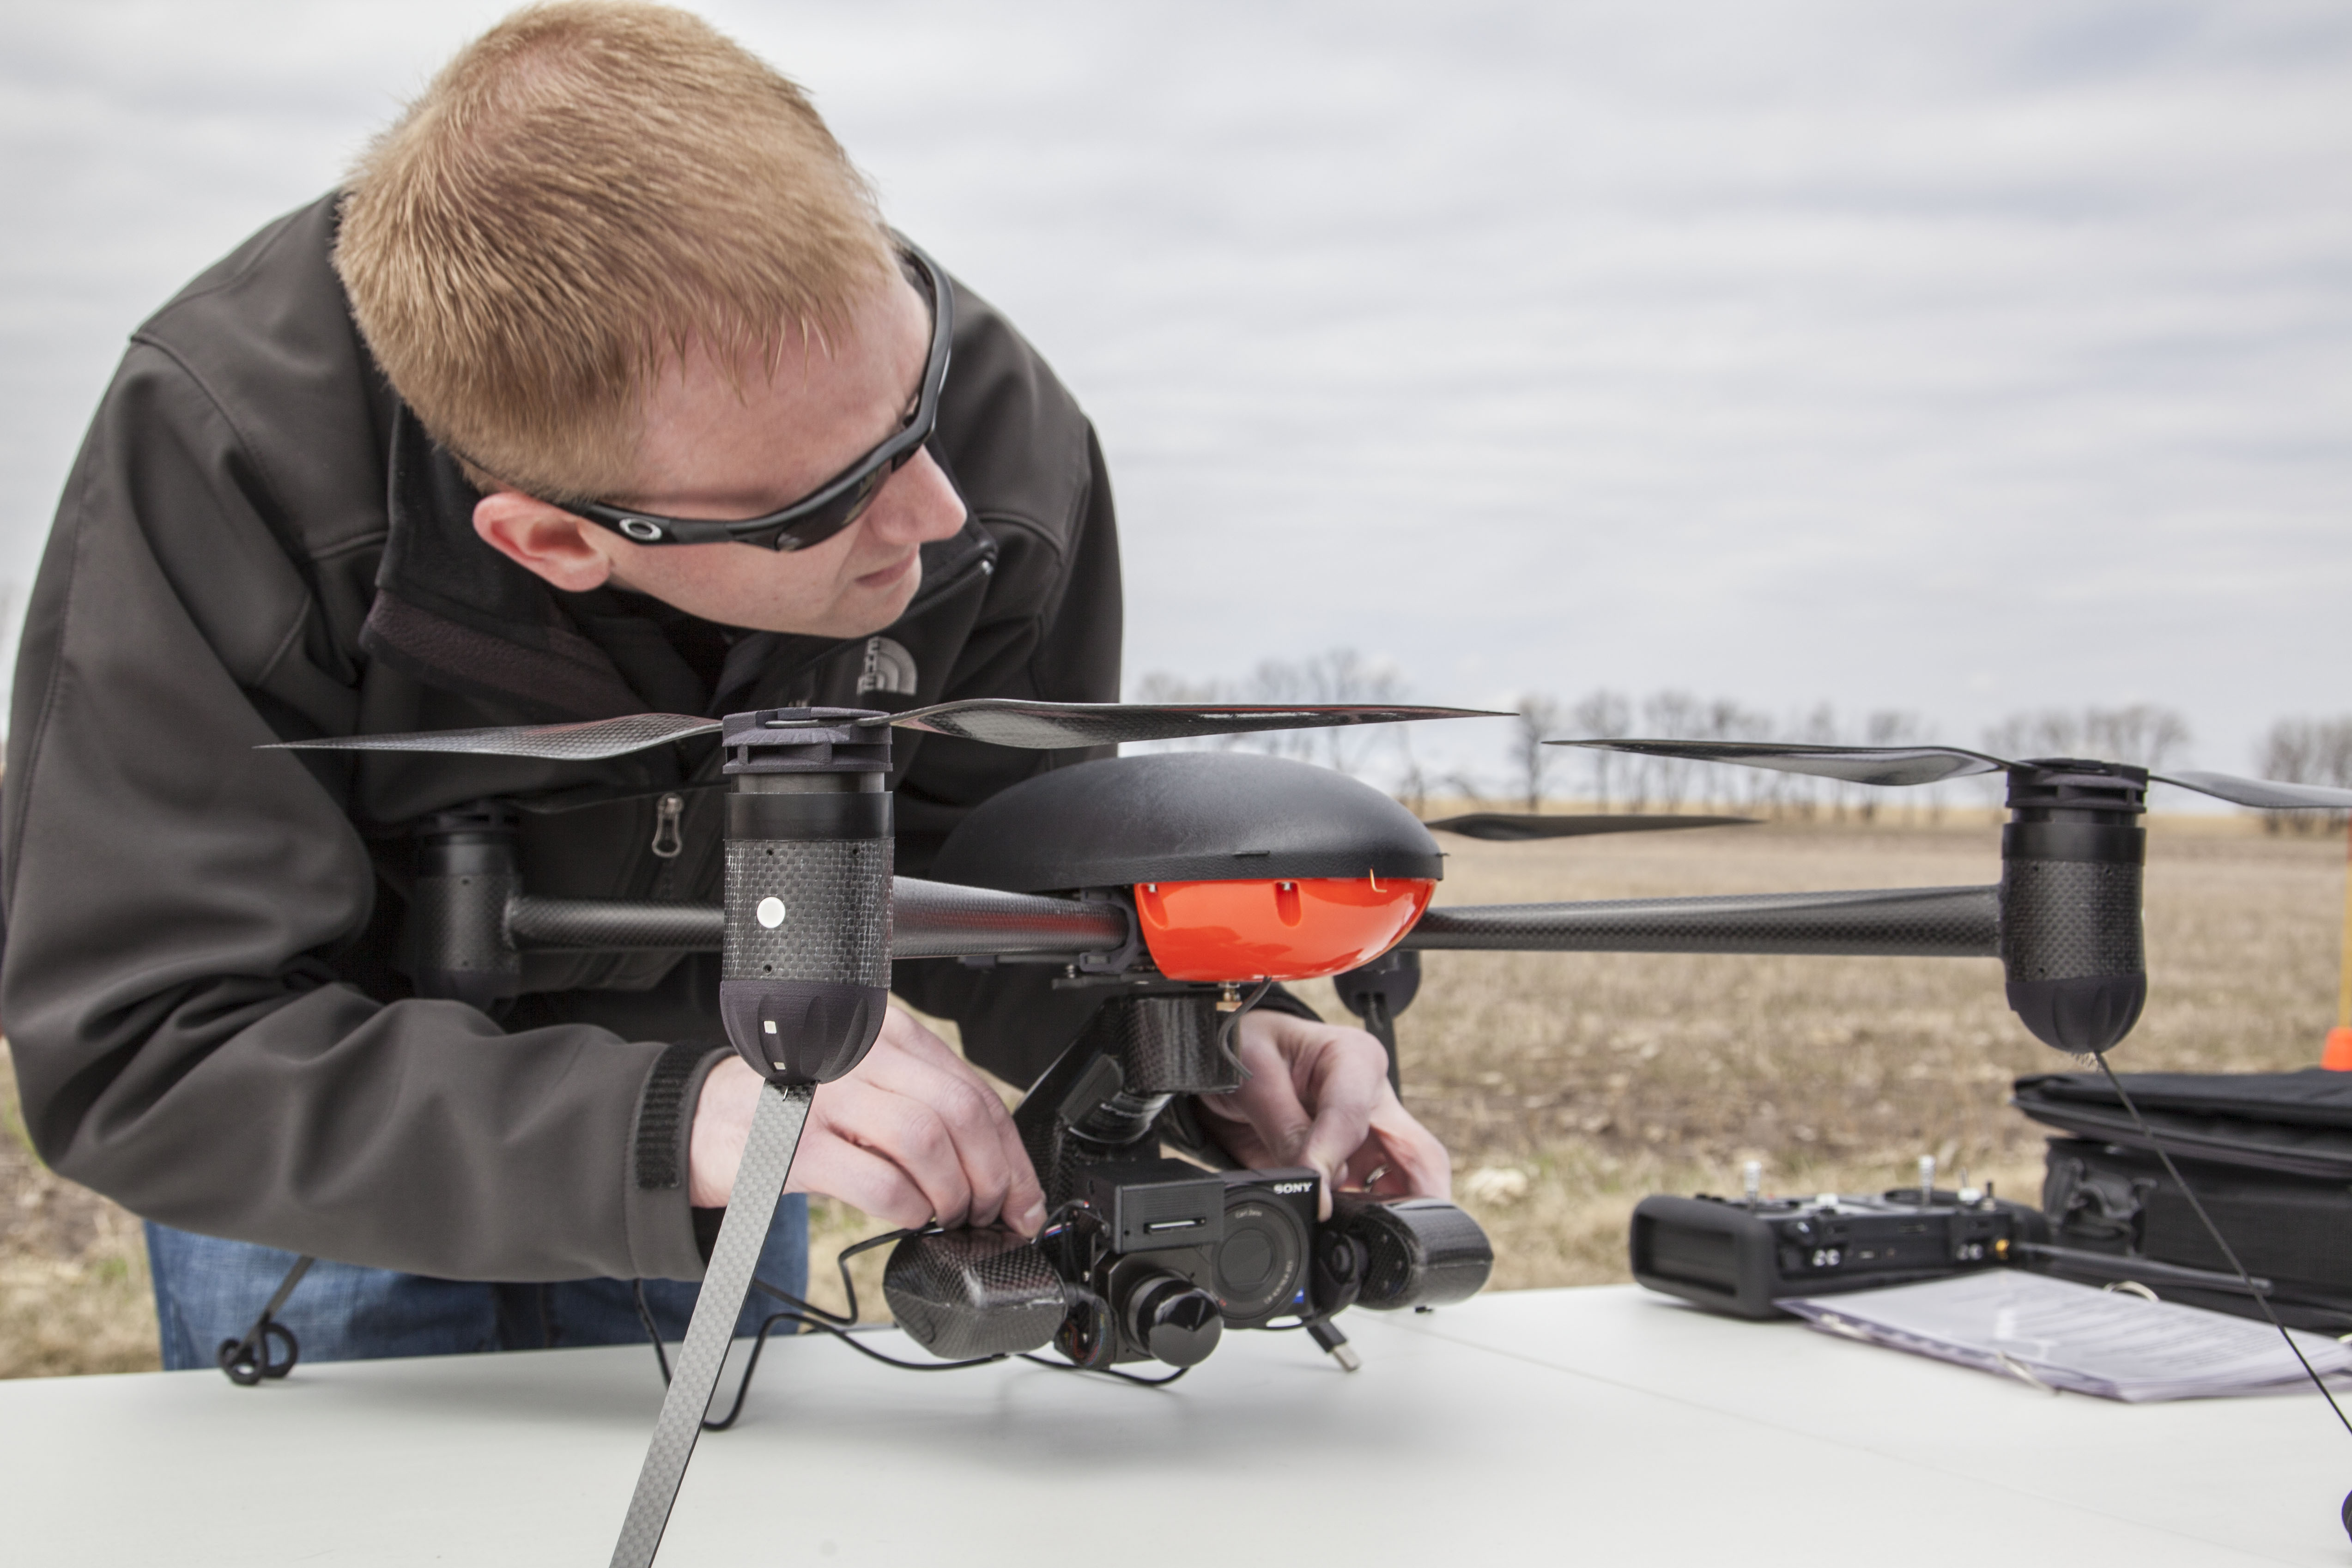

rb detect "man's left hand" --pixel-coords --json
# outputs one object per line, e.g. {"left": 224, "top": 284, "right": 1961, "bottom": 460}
{"left": 1189, "top": 1008, "right": 1451, "bottom": 1219}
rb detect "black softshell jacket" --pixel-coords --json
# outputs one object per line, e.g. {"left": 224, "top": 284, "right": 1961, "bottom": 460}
{"left": 1, "top": 196, "right": 1123, "bottom": 1284}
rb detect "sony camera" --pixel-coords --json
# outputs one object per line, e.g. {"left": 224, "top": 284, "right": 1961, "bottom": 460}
{"left": 883, "top": 990, "right": 1491, "bottom": 1370}
{"left": 885, "top": 1157, "right": 1492, "bottom": 1368}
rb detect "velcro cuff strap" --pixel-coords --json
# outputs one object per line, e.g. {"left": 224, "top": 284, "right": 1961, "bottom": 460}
{"left": 635, "top": 1041, "right": 721, "bottom": 1191}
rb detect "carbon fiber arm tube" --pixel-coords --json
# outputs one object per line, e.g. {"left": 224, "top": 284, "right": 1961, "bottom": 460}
{"left": 506, "top": 897, "right": 724, "bottom": 951}
{"left": 891, "top": 877, "right": 1132, "bottom": 959}
{"left": 501, "top": 879, "right": 1129, "bottom": 959}
{"left": 1400, "top": 884, "right": 2000, "bottom": 957}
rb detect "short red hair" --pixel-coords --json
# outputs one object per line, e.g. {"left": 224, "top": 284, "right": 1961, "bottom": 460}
{"left": 335, "top": 1, "right": 895, "bottom": 500}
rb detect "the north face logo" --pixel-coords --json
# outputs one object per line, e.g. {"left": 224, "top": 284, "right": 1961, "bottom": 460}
{"left": 856, "top": 636, "right": 919, "bottom": 697}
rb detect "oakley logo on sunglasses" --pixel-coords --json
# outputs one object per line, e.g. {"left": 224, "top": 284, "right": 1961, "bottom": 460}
{"left": 618, "top": 517, "right": 665, "bottom": 542}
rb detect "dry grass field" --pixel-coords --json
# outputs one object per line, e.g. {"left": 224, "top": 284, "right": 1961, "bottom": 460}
{"left": 4, "top": 813, "right": 2343, "bottom": 1372}
{"left": 0, "top": 1057, "right": 156, "bottom": 1377}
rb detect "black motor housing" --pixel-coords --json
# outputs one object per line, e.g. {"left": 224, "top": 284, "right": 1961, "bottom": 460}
{"left": 409, "top": 802, "right": 522, "bottom": 1009}
{"left": 1998, "top": 760, "right": 2147, "bottom": 1055}
{"left": 718, "top": 708, "right": 894, "bottom": 1086}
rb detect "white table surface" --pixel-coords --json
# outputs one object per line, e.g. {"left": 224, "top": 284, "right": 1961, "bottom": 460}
{"left": 1, "top": 1283, "right": 2343, "bottom": 1565}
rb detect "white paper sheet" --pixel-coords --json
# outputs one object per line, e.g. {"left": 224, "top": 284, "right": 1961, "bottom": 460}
{"left": 1782, "top": 1270, "right": 2352, "bottom": 1402}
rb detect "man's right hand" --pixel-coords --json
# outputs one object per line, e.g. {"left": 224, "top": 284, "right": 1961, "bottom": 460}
{"left": 687, "top": 1006, "right": 1047, "bottom": 1235}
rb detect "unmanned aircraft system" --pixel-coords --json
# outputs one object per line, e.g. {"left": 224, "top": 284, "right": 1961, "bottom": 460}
{"left": 248, "top": 700, "right": 2352, "bottom": 1561}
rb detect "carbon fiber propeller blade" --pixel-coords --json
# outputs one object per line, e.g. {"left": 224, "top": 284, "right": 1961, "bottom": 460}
{"left": 1548, "top": 739, "right": 2005, "bottom": 787}
{"left": 265, "top": 714, "right": 722, "bottom": 761}
{"left": 2153, "top": 771, "right": 2352, "bottom": 810}
{"left": 1550, "top": 738, "right": 2352, "bottom": 812}
{"left": 1420, "top": 812, "right": 1758, "bottom": 842}
{"left": 267, "top": 702, "right": 1502, "bottom": 762}
{"left": 868, "top": 699, "right": 1506, "bottom": 750}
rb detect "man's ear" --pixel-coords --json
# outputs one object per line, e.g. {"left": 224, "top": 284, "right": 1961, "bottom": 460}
{"left": 473, "top": 491, "right": 618, "bottom": 593}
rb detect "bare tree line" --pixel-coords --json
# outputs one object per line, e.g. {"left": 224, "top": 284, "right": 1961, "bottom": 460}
{"left": 1981, "top": 705, "right": 2190, "bottom": 773}
{"left": 1518, "top": 690, "right": 1939, "bottom": 820}
{"left": 1131, "top": 655, "right": 2264, "bottom": 822}
{"left": 1527, "top": 692, "right": 2200, "bottom": 817}
{"left": 1131, "top": 649, "right": 1415, "bottom": 784}
{"left": 2255, "top": 716, "right": 2352, "bottom": 835}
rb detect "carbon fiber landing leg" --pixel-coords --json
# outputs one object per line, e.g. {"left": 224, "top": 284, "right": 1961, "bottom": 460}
{"left": 609, "top": 1080, "right": 815, "bottom": 1568}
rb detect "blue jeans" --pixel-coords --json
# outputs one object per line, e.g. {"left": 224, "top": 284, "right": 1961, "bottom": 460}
{"left": 146, "top": 1196, "right": 809, "bottom": 1371}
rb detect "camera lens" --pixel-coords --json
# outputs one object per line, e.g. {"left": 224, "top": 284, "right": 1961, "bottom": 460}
{"left": 1215, "top": 1197, "right": 1310, "bottom": 1329}
{"left": 1310, "top": 1230, "right": 1367, "bottom": 1315}
{"left": 1124, "top": 1272, "right": 1223, "bottom": 1367}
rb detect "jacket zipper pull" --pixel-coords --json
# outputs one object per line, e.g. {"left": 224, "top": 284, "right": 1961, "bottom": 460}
{"left": 651, "top": 793, "right": 685, "bottom": 860}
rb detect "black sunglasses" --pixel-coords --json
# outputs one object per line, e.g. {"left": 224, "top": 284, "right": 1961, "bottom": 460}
{"left": 560, "top": 241, "right": 953, "bottom": 552}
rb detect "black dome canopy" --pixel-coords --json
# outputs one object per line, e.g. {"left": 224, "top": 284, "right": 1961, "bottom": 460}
{"left": 931, "top": 752, "right": 1444, "bottom": 893}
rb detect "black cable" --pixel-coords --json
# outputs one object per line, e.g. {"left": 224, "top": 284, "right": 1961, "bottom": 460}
{"left": 1215, "top": 979, "right": 1276, "bottom": 1077}
{"left": 2093, "top": 1055, "right": 2352, "bottom": 1439}
{"left": 631, "top": 1277, "right": 808, "bottom": 1430}
{"left": 747, "top": 1277, "right": 1009, "bottom": 1372}
{"left": 633, "top": 1225, "right": 1048, "bottom": 1408}
{"left": 635, "top": 1210, "right": 1194, "bottom": 1413}
{"left": 730, "top": 1291, "right": 1191, "bottom": 1385}
{"left": 742, "top": 1224, "right": 917, "bottom": 1331}
{"left": 700, "top": 1310, "right": 807, "bottom": 1430}
{"left": 218, "top": 1253, "right": 315, "bottom": 1386}
{"left": 750, "top": 1305, "right": 1008, "bottom": 1378}
{"left": 629, "top": 1279, "right": 673, "bottom": 1386}
{"left": 1017, "top": 1353, "right": 1190, "bottom": 1387}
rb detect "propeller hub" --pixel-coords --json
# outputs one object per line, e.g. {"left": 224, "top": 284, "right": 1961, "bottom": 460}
{"left": 720, "top": 706, "right": 892, "bottom": 777}
{"left": 2004, "top": 758, "right": 2149, "bottom": 820}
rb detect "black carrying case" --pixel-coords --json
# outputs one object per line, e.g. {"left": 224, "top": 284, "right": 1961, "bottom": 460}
{"left": 2013, "top": 1070, "right": 2352, "bottom": 1333}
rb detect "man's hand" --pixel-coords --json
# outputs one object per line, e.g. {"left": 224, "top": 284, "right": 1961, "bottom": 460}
{"left": 687, "top": 1007, "right": 1047, "bottom": 1235}
{"left": 1190, "top": 1008, "right": 1452, "bottom": 1218}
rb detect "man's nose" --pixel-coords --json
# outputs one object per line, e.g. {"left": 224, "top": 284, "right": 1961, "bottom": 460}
{"left": 863, "top": 448, "right": 966, "bottom": 546}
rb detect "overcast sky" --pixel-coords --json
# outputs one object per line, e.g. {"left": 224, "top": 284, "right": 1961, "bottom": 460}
{"left": 1, "top": 0, "right": 2346, "bottom": 792}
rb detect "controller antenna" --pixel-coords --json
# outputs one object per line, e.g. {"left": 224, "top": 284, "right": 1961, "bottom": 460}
{"left": 1741, "top": 1161, "right": 1762, "bottom": 1209}
{"left": 1916, "top": 1154, "right": 1936, "bottom": 1204}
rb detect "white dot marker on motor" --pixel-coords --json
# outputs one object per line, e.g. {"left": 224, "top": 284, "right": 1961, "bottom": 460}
{"left": 756, "top": 896, "right": 786, "bottom": 928}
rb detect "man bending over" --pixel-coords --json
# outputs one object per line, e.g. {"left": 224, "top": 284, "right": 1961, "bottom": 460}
{"left": 1, "top": 1, "right": 1450, "bottom": 1368}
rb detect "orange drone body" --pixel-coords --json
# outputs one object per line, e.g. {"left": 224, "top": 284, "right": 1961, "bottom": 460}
{"left": 1134, "top": 875, "right": 1437, "bottom": 982}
